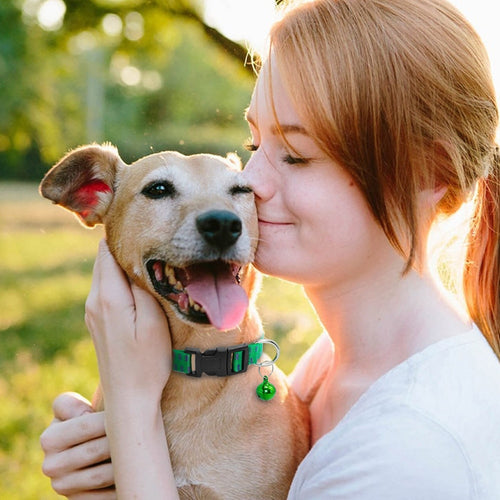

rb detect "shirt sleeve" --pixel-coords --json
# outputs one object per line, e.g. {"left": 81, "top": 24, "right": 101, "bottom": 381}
{"left": 288, "top": 405, "right": 476, "bottom": 500}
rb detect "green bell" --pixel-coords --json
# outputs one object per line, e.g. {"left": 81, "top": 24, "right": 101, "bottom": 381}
{"left": 256, "top": 376, "right": 276, "bottom": 401}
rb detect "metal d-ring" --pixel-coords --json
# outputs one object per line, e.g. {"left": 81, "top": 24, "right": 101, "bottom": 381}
{"left": 255, "top": 338, "right": 280, "bottom": 367}
{"left": 258, "top": 363, "right": 275, "bottom": 379}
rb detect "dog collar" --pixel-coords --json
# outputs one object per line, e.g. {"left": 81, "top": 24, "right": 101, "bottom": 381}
{"left": 172, "top": 342, "right": 264, "bottom": 378}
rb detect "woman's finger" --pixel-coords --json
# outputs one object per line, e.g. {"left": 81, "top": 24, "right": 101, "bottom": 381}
{"left": 42, "top": 435, "right": 110, "bottom": 478}
{"left": 85, "top": 239, "right": 137, "bottom": 341}
{"left": 131, "top": 283, "right": 169, "bottom": 334}
{"left": 41, "top": 411, "right": 107, "bottom": 453}
{"left": 52, "top": 392, "right": 93, "bottom": 422}
{"left": 50, "top": 461, "right": 115, "bottom": 497}
{"left": 96, "top": 240, "right": 131, "bottom": 295}
{"left": 88, "top": 240, "right": 133, "bottom": 308}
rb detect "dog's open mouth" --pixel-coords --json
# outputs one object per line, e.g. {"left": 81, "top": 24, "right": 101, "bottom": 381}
{"left": 146, "top": 259, "right": 249, "bottom": 331}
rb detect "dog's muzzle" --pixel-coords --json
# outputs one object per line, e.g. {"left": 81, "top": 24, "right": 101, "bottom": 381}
{"left": 146, "top": 259, "right": 249, "bottom": 331}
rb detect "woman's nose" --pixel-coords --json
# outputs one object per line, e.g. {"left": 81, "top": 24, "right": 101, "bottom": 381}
{"left": 242, "top": 149, "right": 275, "bottom": 201}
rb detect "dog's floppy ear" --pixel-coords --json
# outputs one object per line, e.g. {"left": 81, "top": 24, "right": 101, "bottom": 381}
{"left": 40, "top": 144, "right": 126, "bottom": 227}
{"left": 225, "top": 152, "right": 242, "bottom": 171}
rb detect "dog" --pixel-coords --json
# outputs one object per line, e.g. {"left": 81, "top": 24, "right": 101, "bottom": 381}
{"left": 40, "top": 144, "right": 310, "bottom": 499}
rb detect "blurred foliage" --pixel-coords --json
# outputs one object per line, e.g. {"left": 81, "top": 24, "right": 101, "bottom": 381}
{"left": 0, "top": 0, "right": 256, "bottom": 180}
{"left": 0, "top": 182, "right": 322, "bottom": 498}
{"left": 0, "top": 3, "right": 307, "bottom": 496}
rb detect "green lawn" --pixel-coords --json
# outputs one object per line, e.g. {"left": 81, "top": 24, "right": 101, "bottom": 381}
{"left": 0, "top": 182, "right": 322, "bottom": 499}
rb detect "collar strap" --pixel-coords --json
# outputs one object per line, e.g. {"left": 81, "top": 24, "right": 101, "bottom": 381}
{"left": 173, "top": 342, "right": 263, "bottom": 378}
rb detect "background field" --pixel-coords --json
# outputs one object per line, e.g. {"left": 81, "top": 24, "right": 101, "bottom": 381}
{"left": 0, "top": 181, "right": 322, "bottom": 499}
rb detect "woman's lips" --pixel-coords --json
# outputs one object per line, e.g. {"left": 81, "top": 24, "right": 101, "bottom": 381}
{"left": 258, "top": 219, "right": 293, "bottom": 226}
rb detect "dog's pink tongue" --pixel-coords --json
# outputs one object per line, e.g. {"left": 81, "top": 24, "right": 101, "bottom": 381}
{"left": 185, "top": 263, "right": 248, "bottom": 331}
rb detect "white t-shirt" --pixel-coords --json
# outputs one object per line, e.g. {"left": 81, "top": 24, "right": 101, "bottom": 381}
{"left": 288, "top": 327, "right": 500, "bottom": 499}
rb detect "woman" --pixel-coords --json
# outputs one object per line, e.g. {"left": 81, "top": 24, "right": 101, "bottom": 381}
{"left": 41, "top": 0, "right": 500, "bottom": 498}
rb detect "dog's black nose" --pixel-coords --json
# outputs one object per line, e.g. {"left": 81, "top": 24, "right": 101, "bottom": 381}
{"left": 196, "top": 210, "right": 242, "bottom": 250}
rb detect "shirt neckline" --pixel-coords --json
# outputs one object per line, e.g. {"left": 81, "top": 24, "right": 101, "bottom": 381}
{"left": 312, "top": 325, "right": 481, "bottom": 450}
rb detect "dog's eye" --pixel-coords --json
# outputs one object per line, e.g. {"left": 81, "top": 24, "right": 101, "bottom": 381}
{"left": 141, "top": 181, "right": 177, "bottom": 199}
{"left": 230, "top": 185, "right": 253, "bottom": 196}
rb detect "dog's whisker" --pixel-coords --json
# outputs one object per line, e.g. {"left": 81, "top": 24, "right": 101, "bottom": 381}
{"left": 254, "top": 237, "right": 270, "bottom": 244}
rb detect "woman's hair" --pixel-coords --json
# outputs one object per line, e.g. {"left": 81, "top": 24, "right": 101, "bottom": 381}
{"left": 269, "top": 0, "right": 500, "bottom": 354}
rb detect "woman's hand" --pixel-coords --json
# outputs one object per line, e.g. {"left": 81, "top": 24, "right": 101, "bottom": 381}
{"left": 85, "top": 239, "right": 172, "bottom": 407}
{"left": 42, "top": 240, "right": 176, "bottom": 499}
{"left": 40, "top": 392, "right": 115, "bottom": 499}
{"left": 84, "top": 240, "right": 178, "bottom": 498}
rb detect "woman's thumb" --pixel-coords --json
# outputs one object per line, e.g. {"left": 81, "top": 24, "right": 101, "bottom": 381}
{"left": 52, "top": 392, "right": 93, "bottom": 421}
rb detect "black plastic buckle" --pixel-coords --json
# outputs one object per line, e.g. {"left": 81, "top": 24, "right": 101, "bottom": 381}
{"left": 185, "top": 344, "right": 249, "bottom": 377}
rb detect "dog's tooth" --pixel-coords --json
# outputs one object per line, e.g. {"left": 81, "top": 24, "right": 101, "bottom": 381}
{"left": 188, "top": 296, "right": 195, "bottom": 307}
{"left": 164, "top": 265, "right": 174, "bottom": 280}
{"left": 193, "top": 303, "right": 200, "bottom": 311}
{"left": 176, "top": 281, "right": 183, "bottom": 290}
{"left": 164, "top": 267, "right": 177, "bottom": 286}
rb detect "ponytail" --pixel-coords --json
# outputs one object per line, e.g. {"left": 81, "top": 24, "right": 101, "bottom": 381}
{"left": 463, "top": 147, "right": 500, "bottom": 357}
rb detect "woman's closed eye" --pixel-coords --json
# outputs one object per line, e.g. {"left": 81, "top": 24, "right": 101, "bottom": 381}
{"left": 244, "top": 141, "right": 310, "bottom": 166}
{"left": 282, "top": 153, "right": 310, "bottom": 165}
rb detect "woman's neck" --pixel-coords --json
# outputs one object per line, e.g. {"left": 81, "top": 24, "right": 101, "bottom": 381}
{"left": 304, "top": 262, "right": 470, "bottom": 381}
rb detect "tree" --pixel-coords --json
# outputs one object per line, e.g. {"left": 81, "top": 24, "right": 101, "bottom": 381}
{"left": 0, "top": 0, "right": 260, "bottom": 180}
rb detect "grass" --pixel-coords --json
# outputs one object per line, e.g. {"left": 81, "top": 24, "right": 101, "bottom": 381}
{"left": 0, "top": 181, "right": 322, "bottom": 499}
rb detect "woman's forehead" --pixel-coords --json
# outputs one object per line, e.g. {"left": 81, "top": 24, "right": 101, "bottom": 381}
{"left": 246, "top": 60, "right": 303, "bottom": 130}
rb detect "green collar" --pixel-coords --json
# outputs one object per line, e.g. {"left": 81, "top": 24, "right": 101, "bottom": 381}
{"left": 173, "top": 342, "right": 263, "bottom": 378}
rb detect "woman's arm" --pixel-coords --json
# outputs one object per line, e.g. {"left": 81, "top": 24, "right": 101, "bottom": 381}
{"left": 84, "top": 240, "right": 179, "bottom": 499}
{"left": 103, "top": 397, "right": 176, "bottom": 499}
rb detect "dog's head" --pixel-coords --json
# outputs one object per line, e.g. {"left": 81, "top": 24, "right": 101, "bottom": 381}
{"left": 40, "top": 144, "right": 259, "bottom": 332}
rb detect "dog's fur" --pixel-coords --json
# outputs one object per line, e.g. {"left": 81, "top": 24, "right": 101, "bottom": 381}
{"left": 40, "top": 144, "right": 310, "bottom": 499}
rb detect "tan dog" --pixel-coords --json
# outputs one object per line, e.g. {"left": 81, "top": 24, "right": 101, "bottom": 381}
{"left": 40, "top": 144, "right": 310, "bottom": 499}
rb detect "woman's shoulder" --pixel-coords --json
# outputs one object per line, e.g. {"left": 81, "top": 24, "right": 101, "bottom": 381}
{"left": 289, "top": 331, "right": 334, "bottom": 403}
{"left": 403, "top": 326, "right": 500, "bottom": 421}
{"left": 288, "top": 327, "right": 500, "bottom": 499}
{"left": 289, "top": 400, "right": 479, "bottom": 499}
{"left": 348, "top": 326, "right": 500, "bottom": 461}
{"left": 347, "top": 326, "right": 500, "bottom": 420}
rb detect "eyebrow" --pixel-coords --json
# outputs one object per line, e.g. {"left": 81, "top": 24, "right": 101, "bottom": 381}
{"left": 272, "top": 124, "right": 309, "bottom": 135}
{"left": 246, "top": 113, "right": 309, "bottom": 137}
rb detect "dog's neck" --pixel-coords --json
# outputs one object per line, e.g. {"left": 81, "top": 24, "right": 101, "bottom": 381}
{"left": 159, "top": 302, "right": 265, "bottom": 409}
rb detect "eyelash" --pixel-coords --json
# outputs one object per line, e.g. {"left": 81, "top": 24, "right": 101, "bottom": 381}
{"left": 243, "top": 142, "right": 258, "bottom": 152}
{"left": 283, "top": 154, "right": 309, "bottom": 165}
{"left": 243, "top": 142, "right": 310, "bottom": 165}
